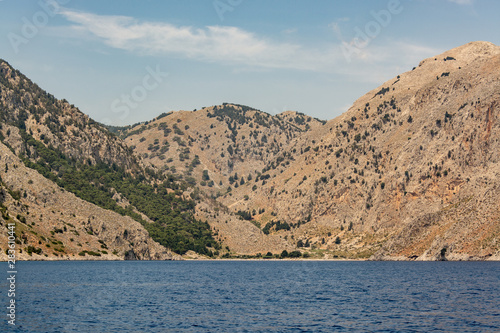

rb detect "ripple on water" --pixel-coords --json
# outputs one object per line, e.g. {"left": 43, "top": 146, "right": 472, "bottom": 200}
{"left": 6, "top": 261, "right": 500, "bottom": 332}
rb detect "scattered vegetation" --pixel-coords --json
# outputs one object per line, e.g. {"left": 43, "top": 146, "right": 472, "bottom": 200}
{"left": 18, "top": 131, "right": 219, "bottom": 255}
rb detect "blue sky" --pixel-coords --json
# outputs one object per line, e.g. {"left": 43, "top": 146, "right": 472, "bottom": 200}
{"left": 0, "top": 0, "right": 499, "bottom": 126}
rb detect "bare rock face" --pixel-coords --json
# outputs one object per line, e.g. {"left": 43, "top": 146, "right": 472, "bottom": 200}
{"left": 0, "top": 141, "right": 174, "bottom": 261}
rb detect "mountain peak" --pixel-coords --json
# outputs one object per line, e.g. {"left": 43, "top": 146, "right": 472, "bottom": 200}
{"left": 418, "top": 41, "right": 499, "bottom": 68}
{"left": 451, "top": 40, "right": 499, "bottom": 55}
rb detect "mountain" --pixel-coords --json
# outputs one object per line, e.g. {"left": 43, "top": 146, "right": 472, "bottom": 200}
{"left": 219, "top": 41, "right": 500, "bottom": 260}
{"left": 1, "top": 41, "right": 499, "bottom": 261}
{"left": 0, "top": 140, "right": 173, "bottom": 260}
{"left": 112, "top": 104, "right": 324, "bottom": 193}
{"left": 109, "top": 104, "right": 325, "bottom": 254}
{"left": 0, "top": 59, "right": 218, "bottom": 260}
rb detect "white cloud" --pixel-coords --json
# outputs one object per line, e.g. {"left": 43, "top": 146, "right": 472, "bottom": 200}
{"left": 57, "top": 9, "right": 440, "bottom": 83}
{"left": 60, "top": 9, "right": 322, "bottom": 71}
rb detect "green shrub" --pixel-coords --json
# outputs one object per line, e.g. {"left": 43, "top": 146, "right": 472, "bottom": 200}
{"left": 18, "top": 131, "right": 219, "bottom": 256}
{"left": 26, "top": 246, "right": 42, "bottom": 255}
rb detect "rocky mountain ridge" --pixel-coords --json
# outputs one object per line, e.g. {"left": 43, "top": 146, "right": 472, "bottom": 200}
{"left": 113, "top": 104, "right": 325, "bottom": 195}
{"left": 0, "top": 61, "right": 137, "bottom": 170}
{"left": 0, "top": 59, "right": 218, "bottom": 260}
{"left": 219, "top": 41, "right": 500, "bottom": 260}
{"left": 1, "top": 41, "right": 499, "bottom": 260}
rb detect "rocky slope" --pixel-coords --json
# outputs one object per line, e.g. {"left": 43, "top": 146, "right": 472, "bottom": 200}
{"left": 1, "top": 41, "right": 499, "bottom": 261}
{"left": 114, "top": 104, "right": 324, "bottom": 195}
{"left": 0, "top": 140, "right": 176, "bottom": 260}
{"left": 222, "top": 41, "right": 500, "bottom": 260}
{"left": 0, "top": 61, "right": 136, "bottom": 170}
{"left": 110, "top": 104, "right": 325, "bottom": 255}
{"left": 0, "top": 59, "right": 218, "bottom": 260}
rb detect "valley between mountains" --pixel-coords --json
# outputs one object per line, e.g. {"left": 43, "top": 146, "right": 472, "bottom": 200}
{"left": 0, "top": 41, "right": 499, "bottom": 261}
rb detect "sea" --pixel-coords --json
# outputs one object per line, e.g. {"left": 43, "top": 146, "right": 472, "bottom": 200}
{"left": 1, "top": 261, "right": 499, "bottom": 332}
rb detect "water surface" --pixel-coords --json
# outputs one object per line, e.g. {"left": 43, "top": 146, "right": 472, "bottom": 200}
{"left": 2, "top": 261, "right": 499, "bottom": 332}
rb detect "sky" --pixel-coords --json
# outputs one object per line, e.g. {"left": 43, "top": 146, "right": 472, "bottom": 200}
{"left": 0, "top": 0, "right": 499, "bottom": 126}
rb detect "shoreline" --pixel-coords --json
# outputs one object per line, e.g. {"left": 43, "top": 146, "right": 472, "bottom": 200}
{"left": 2, "top": 257, "right": 499, "bottom": 262}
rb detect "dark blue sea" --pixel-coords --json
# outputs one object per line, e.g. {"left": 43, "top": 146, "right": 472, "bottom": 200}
{"left": 1, "top": 261, "right": 499, "bottom": 332}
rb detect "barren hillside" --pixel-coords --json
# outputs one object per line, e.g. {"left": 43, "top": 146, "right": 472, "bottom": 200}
{"left": 1, "top": 41, "right": 499, "bottom": 260}
{"left": 115, "top": 104, "right": 324, "bottom": 195}
{"left": 223, "top": 41, "right": 500, "bottom": 260}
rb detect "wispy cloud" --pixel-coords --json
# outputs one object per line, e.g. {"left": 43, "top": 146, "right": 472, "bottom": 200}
{"left": 334, "top": 41, "right": 442, "bottom": 83}
{"left": 60, "top": 9, "right": 323, "bottom": 71}
{"left": 58, "top": 9, "right": 439, "bottom": 82}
